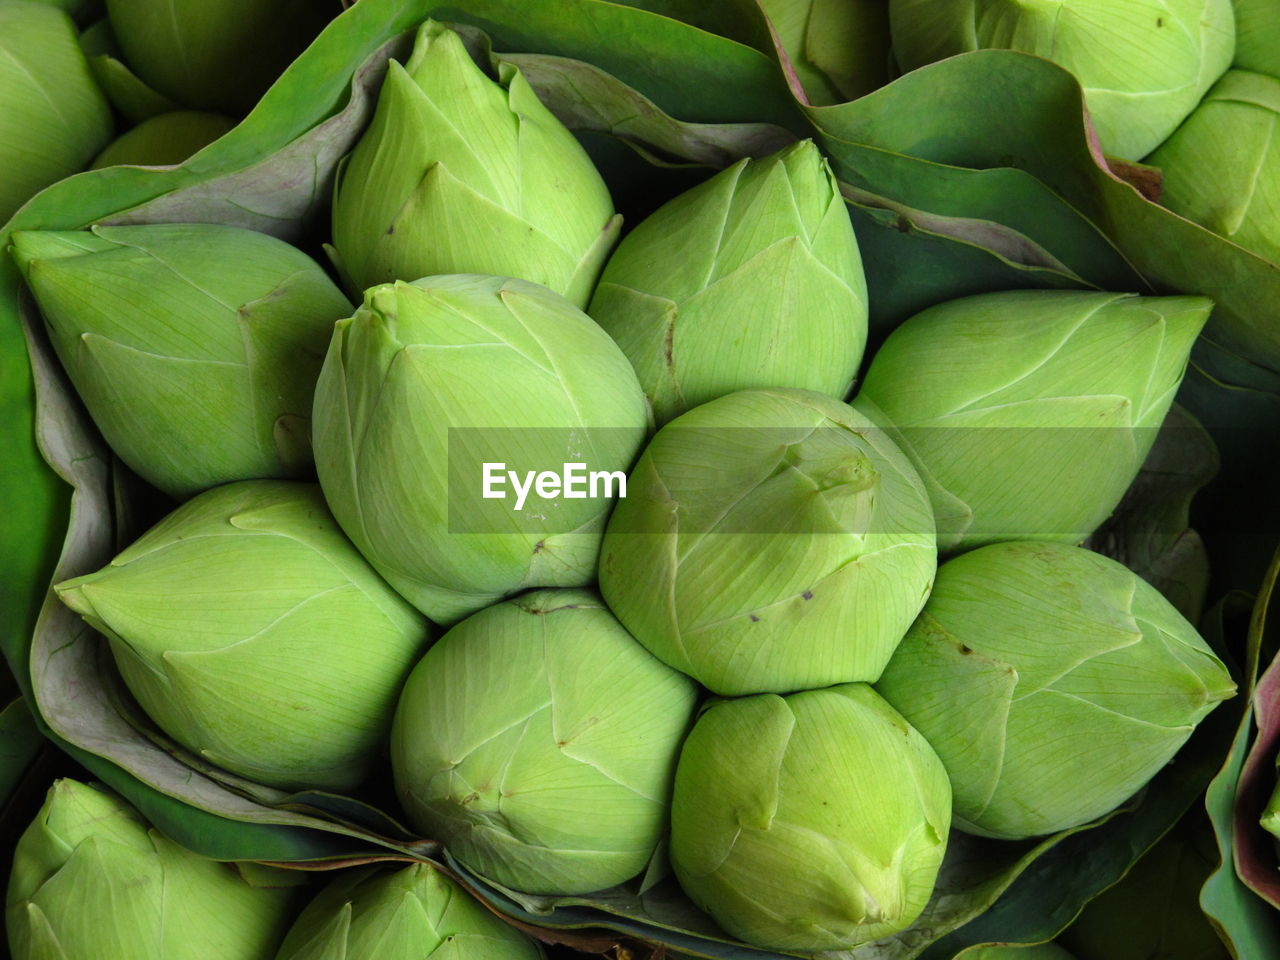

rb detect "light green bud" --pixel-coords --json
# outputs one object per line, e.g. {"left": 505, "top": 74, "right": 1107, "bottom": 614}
{"left": 671, "top": 684, "right": 951, "bottom": 951}
{"left": 275, "top": 863, "right": 543, "bottom": 960}
{"left": 854, "top": 290, "right": 1210, "bottom": 552}
{"left": 7, "top": 779, "right": 296, "bottom": 960}
{"left": 0, "top": 1, "right": 112, "bottom": 223}
{"left": 11, "top": 223, "right": 352, "bottom": 499}
{"left": 330, "top": 20, "right": 620, "bottom": 303}
{"left": 599, "top": 387, "right": 936, "bottom": 696}
{"left": 1148, "top": 71, "right": 1280, "bottom": 263}
{"left": 1232, "top": 0, "right": 1280, "bottom": 75}
{"left": 78, "top": 17, "right": 181, "bottom": 124}
{"left": 55, "top": 480, "right": 429, "bottom": 793}
{"left": 103, "top": 0, "right": 333, "bottom": 114}
{"left": 588, "top": 140, "right": 867, "bottom": 426}
{"left": 392, "top": 589, "right": 698, "bottom": 895}
{"left": 91, "top": 110, "right": 235, "bottom": 168}
{"left": 887, "top": 0, "right": 1234, "bottom": 160}
{"left": 876, "top": 541, "right": 1235, "bottom": 839}
{"left": 312, "top": 274, "right": 648, "bottom": 625}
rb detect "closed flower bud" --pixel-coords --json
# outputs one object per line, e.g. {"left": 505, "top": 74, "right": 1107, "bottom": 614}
{"left": 7, "top": 779, "right": 296, "bottom": 960}
{"left": 330, "top": 20, "right": 620, "bottom": 303}
{"left": 887, "top": 0, "right": 1234, "bottom": 160}
{"left": 0, "top": 2, "right": 112, "bottom": 222}
{"left": 55, "top": 481, "right": 429, "bottom": 792}
{"left": 1232, "top": 0, "right": 1280, "bottom": 75}
{"left": 91, "top": 110, "right": 235, "bottom": 168}
{"left": 11, "top": 223, "right": 352, "bottom": 499}
{"left": 312, "top": 274, "right": 648, "bottom": 625}
{"left": 876, "top": 541, "right": 1235, "bottom": 839}
{"left": 670, "top": 684, "right": 951, "bottom": 950}
{"left": 392, "top": 589, "right": 698, "bottom": 894}
{"left": 103, "top": 0, "right": 332, "bottom": 114}
{"left": 589, "top": 140, "right": 867, "bottom": 425}
{"left": 1148, "top": 70, "right": 1280, "bottom": 263}
{"left": 275, "top": 863, "right": 542, "bottom": 960}
{"left": 854, "top": 289, "right": 1210, "bottom": 551}
{"left": 600, "top": 387, "right": 936, "bottom": 696}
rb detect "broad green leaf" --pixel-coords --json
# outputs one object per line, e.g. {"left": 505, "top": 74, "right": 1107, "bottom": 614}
{"left": 802, "top": 50, "right": 1280, "bottom": 372}
{"left": 1202, "top": 559, "right": 1280, "bottom": 957}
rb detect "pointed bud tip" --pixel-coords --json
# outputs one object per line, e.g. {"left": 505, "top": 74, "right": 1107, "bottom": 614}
{"left": 52, "top": 576, "right": 97, "bottom": 618}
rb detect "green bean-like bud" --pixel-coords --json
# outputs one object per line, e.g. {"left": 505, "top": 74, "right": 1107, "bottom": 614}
{"left": 12, "top": 223, "right": 352, "bottom": 499}
{"left": 0, "top": 2, "right": 112, "bottom": 222}
{"left": 275, "top": 864, "right": 543, "bottom": 960}
{"left": 56, "top": 481, "right": 429, "bottom": 792}
{"left": 877, "top": 541, "right": 1235, "bottom": 839}
{"left": 670, "top": 684, "right": 951, "bottom": 950}
{"left": 854, "top": 289, "right": 1210, "bottom": 551}
{"left": 600, "top": 387, "right": 936, "bottom": 696}
{"left": 7, "top": 779, "right": 296, "bottom": 960}
{"left": 392, "top": 589, "right": 698, "bottom": 894}
{"left": 589, "top": 140, "right": 867, "bottom": 425}
{"left": 1149, "top": 70, "right": 1280, "bottom": 263}
{"left": 331, "top": 20, "right": 619, "bottom": 303}
{"left": 312, "top": 274, "right": 648, "bottom": 625}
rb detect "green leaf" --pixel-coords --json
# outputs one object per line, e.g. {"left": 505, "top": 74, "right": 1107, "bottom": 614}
{"left": 801, "top": 49, "right": 1280, "bottom": 374}
{"left": 1201, "top": 559, "right": 1280, "bottom": 957}
{"left": 0, "top": 698, "right": 44, "bottom": 805}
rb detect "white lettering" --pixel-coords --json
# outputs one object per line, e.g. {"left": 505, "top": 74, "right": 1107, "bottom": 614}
{"left": 562, "top": 462, "right": 588, "bottom": 498}
{"left": 510, "top": 470, "right": 536, "bottom": 511}
{"left": 481, "top": 462, "right": 628, "bottom": 510}
{"left": 535, "top": 471, "right": 561, "bottom": 499}
{"left": 591, "top": 470, "right": 627, "bottom": 500}
{"left": 482, "top": 463, "right": 506, "bottom": 498}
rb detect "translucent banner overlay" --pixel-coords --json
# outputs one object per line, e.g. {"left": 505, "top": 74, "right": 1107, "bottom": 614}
{"left": 445, "top": 422, "right": 1206, "bottom": 537}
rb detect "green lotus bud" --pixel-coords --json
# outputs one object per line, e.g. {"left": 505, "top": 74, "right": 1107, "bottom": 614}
{"left": 854, "top": 290, "right": 1210, "bottom": 551}
{"left": 887, "top": 0, "right": 1234, "bottom": 160}
{"left": 876, "top": 541, "right": 1235, "bottom": 840}
{"left": 91, "top": 110, "right": 235, "bottom": 168}
{"left": 55, "top": 480, "right": 429, "bottom": 792}
{"left": 1148, "top": 71, "right": 1280, "bottom": 263}
{"left": 330, "top": 20, "right": 620, "bottom": 303}
{"left": 275, "top": 863, "right": 543, "bottom": 960}
{"left": 7, "top": 779, "right": 296, "bottom": 960}
{"left": 671, "top": 684, "right": 951, "bottom": 950}
{"left": 392, "top": 589, "right": 698, "bottom": 894}
{"left": 599, "top": 387, "right": 935, "bottom": 696}
{"left": 588, "top": 141, "right": 867, "bottom": 426}
{"left": 104, "top": 0, "right": 333, "bottom": 114}
{"left": 1233, "top": 0, "right": 1280, "bottom": 74}
{"left": 312, "top": 274, "right": 648, "bottom": 625}
{"left": 11, "top": 223, "right": 352, "bottom": 499}
{"left": 0, "top": 1, "right": 112, "bottom": 223}
{"left": 79, "top": 17, "right": 180, "bottom": 123}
